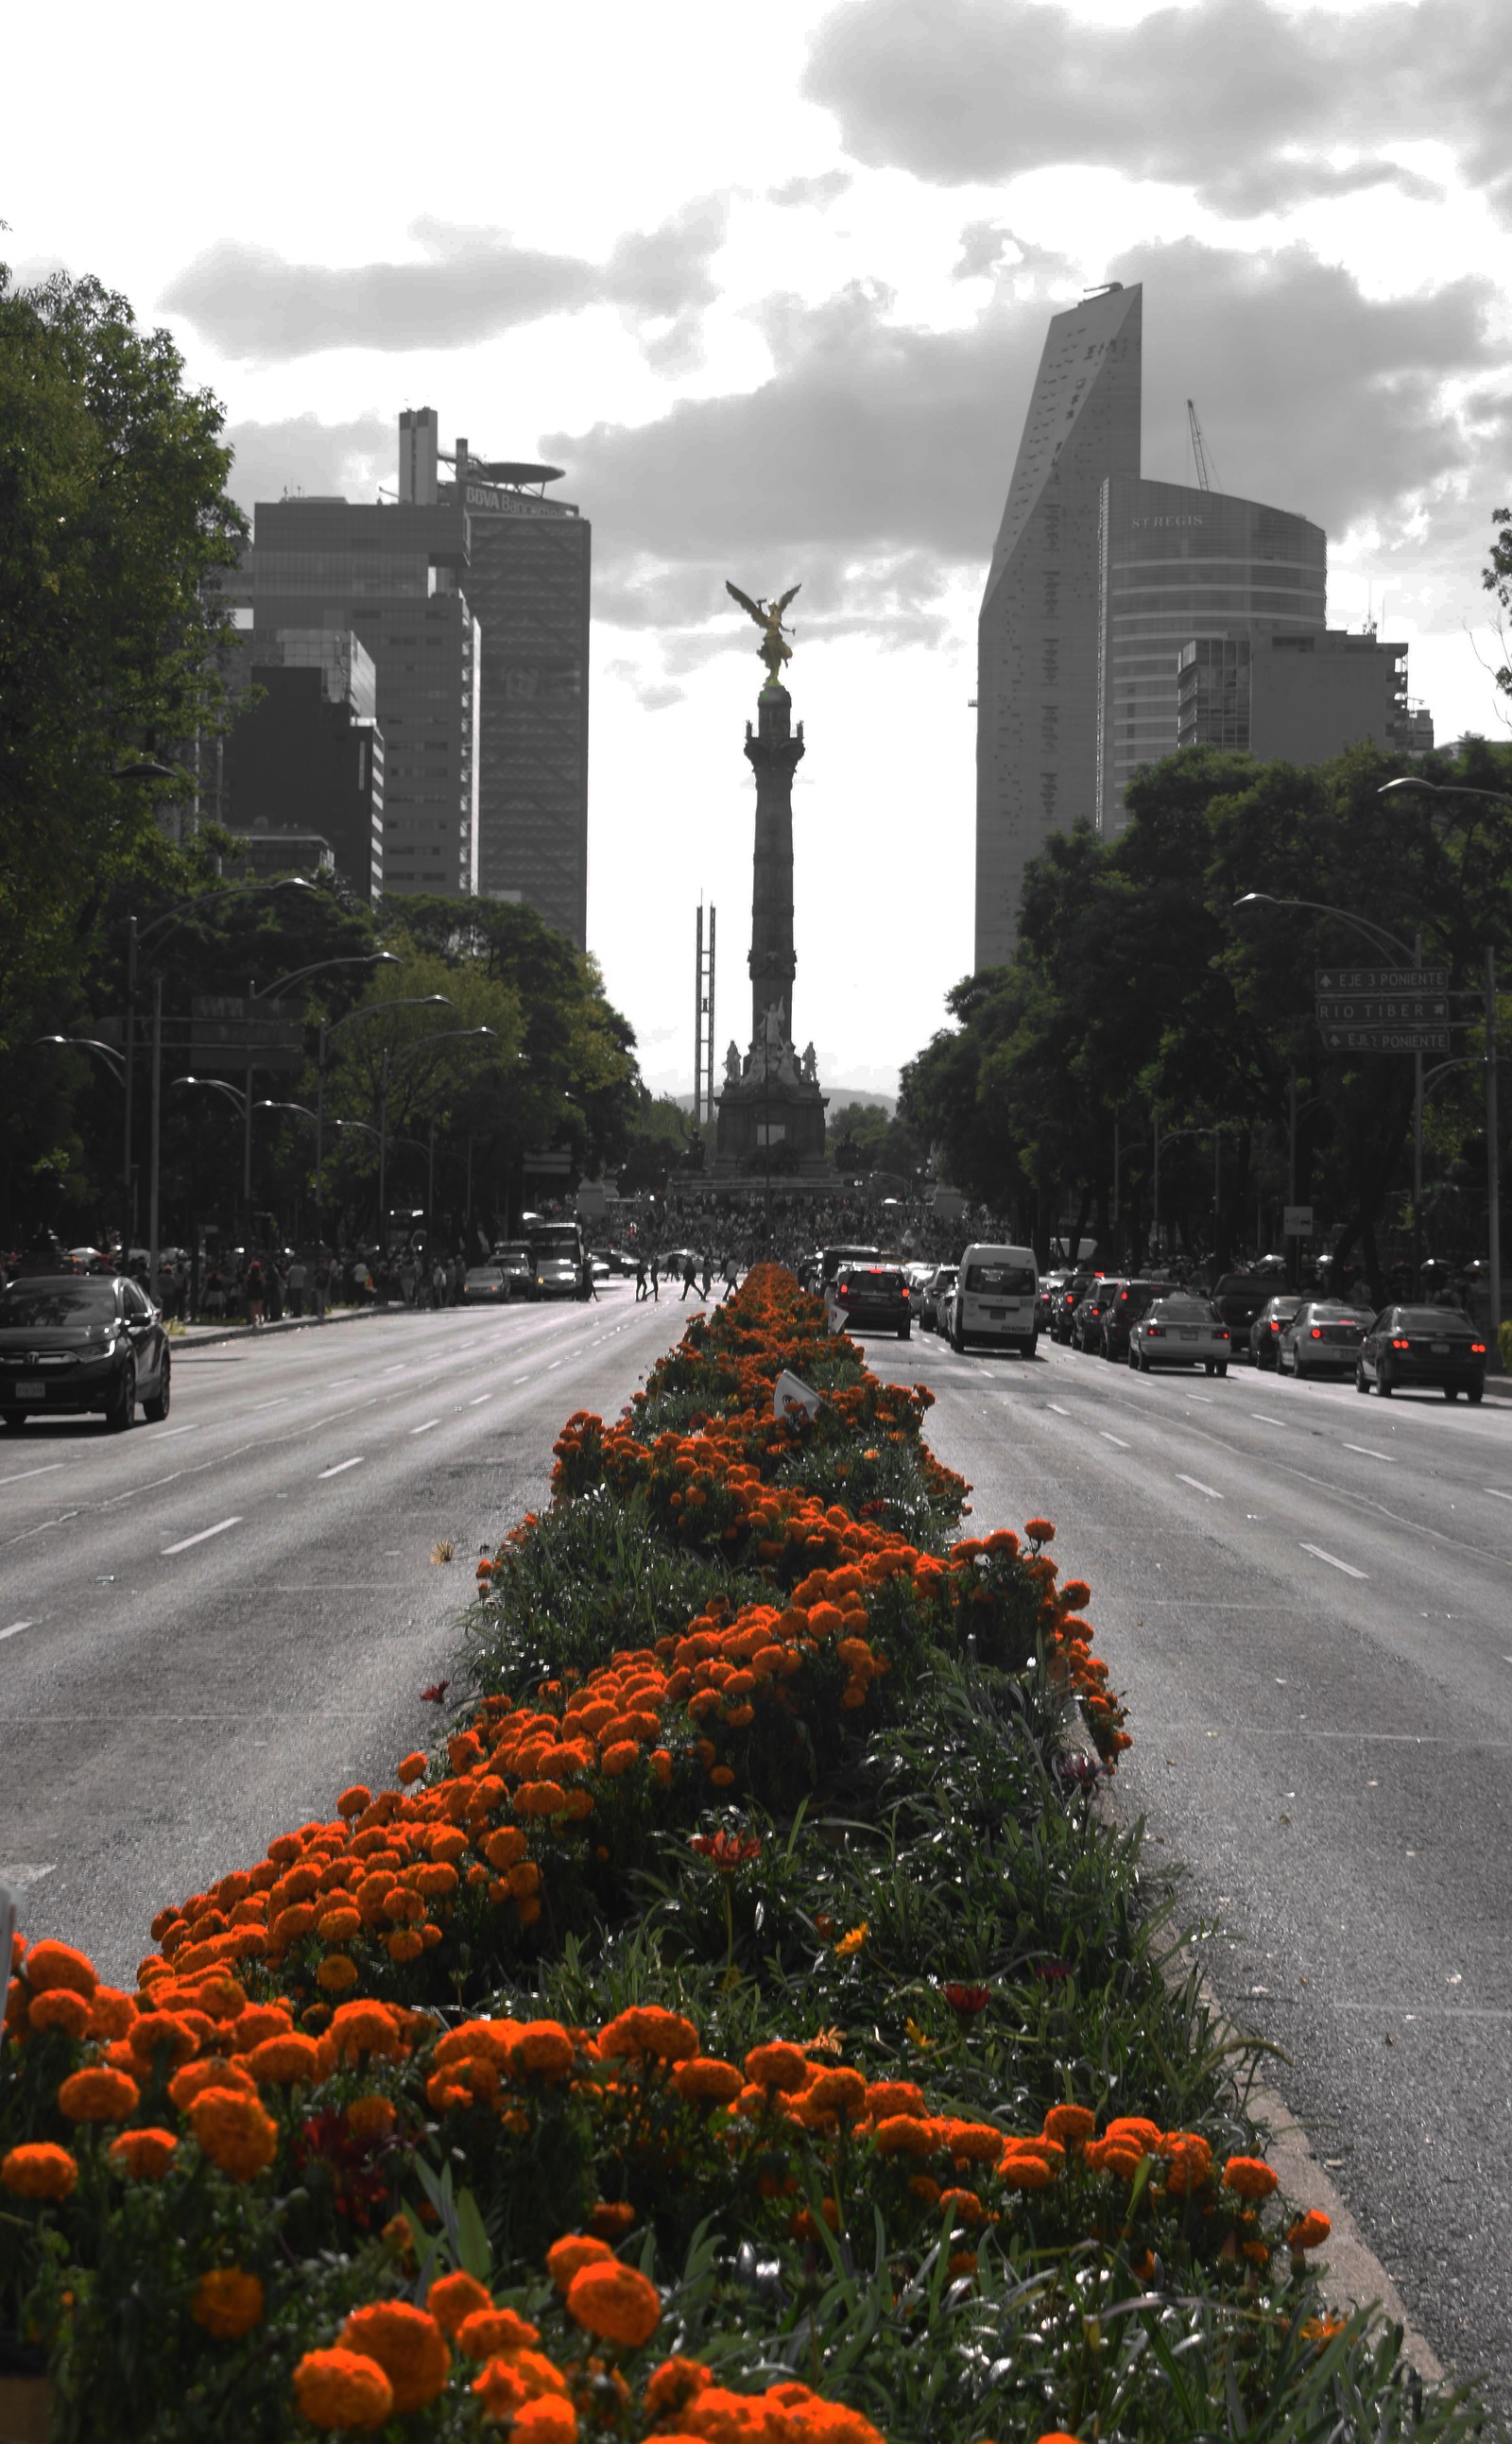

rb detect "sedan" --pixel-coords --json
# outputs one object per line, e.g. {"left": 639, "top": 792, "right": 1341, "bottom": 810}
{"left": 1128, "top": 1296, "right": 1231, "bottom": 1376}
{"left": 0, "top": 1274, "right": 170, "bottom": 1431}
{"left": 828, "top": 1264, "right": 912, "bottom": 1339}
{"left": 1070, "top": 1278, "right": 1122, "bottom": 1352}
{"left": 1249, "top": 1296, "right": 1302, "bottom": 1369}
{"left": 1099, "top": 1279, "right": 1167, "bottom": 1363}
{"left": 1357, "top": 1304, "right": 1487, "bottom": 1402}
{"left": 461, "top": 1265, "right": 511, "bottom": 1304}
{"left": 1278, "top": 1301, "right": 1373, "bottom": 1381}
{"left": 919, "top": 1265, "right": 957, "bottom": 1332}
{"left": 1051, "top": 1272, "right": 1096, "bottom": 1345}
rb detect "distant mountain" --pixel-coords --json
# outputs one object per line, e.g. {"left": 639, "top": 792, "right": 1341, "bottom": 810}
{"left": 665, "top": 1087, "right": 897, "bottom": 1117}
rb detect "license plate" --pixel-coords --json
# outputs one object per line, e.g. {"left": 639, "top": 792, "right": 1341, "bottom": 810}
{"left": 1178, "top": 1328, "right": 1197, "bottom": 1341}
{"left": 988, "top": 1308, "right": 1005, "bottom": 1319}
{"left": 1431, "top": 1340, "right": 1450, "bottom": 1354}
{"left": 15, "top": 1379, "right": 45, "bottom": 1399}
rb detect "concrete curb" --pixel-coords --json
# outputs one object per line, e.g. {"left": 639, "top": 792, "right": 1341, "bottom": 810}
{"left": 168, "top": 1306, "right": 385, "bottom": 1352}
{"left": 1054, "top": 1712, "right": 1447, "bottom": 2385}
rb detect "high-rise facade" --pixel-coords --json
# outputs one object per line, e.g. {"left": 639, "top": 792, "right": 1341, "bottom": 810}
{"left": 400, "top": 408, "right": 591, "bottom": 949}
{"left": 1098, "top": 479, "right": 1326, "bottom": 829}
{"left": 220, "top": 628, "right": 385, "bottom": 902}
{"left": 975, "top": 284, "right": 1142, "bottom": 972}
{"left": 1177, "top": 627, "right": 1421, "bottom": 764}
{"left": 245, "top": 497, "right": 479, "bottom": 899}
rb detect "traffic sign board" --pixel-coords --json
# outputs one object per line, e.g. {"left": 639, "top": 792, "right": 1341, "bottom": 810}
{"left": 1283, "top": 1204, "right": 1314, "bottom": 1236}
{"left": 1314, "top": 994, "right": 1449, "bottom": 1024}
{"left": 1314, "top": 965, "right": 1448, "bottom": 993}
{"left": 1318, "top": 1027, "right": 1451, "bottom": 1053}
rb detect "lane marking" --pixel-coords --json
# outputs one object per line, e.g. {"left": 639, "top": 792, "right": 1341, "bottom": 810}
{"left": 318, "top": 1457, "right": 365, "bottom": 1479}
{"left": 1485, "top": 1489, "right": 1512, "bottom": 1503}
{"left": 0, "top": 1622, "right": 36, "bottom": 1643}
{"left": 1299, "top": 1541, "right": 1367, "bottom": 1579}
{"left": 0, "top": 1464, "right": 64, "bottom": 1488}
{"left": 1177, "top": 1473, "right": 1223, "bottom": 1499}
{"left": 161, "top": 1516, "right": 243, "bottom": 1556}
{"left": 1251, "top": 1414, "right": 1285, "bottom": 1426}
{"left": 410, "top": 1420, "right": 439, "bottom": 1436}
{"left": 253, "top": 1397, "right": 290, "bottom": 1412}
{"left": 468, "top": 1394, "right": 491, "bottom": 1406}
{"left": 1047, "top": 1403, "right": 1070, "bottom": 1416}
{"left": 1100, "top": 1432, "right": 1130, "bottom": 1448}
{"left": 147, "top": 1423, "right": 195, "bottom": 1440}
{"left": 1343, "top": 1444, "right": 1396, "bottom": 1463}
{"left": 1189, "top": 1393, "right": 1213, "bottom": 1403}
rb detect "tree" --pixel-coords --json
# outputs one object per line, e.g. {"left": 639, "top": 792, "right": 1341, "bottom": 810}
{"left": 0, "top": 267, "right": 244, "bottom": 1034}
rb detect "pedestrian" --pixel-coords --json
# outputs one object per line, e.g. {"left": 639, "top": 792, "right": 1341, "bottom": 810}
{"left": 400, "top": 1251, "right": 418, "bottom": 1307}
{"left": 649, "top": 1250, "right": 661, "bottom": 1302}
{"left": 681, "top": 1253, "right": 701, "bottom": 1301}
{"left": 312, "top": 1258, "right": 330, "bottom": 1320}
{"left": 580, "top": 1253, "right": 599, "bottom": 1301}
{"left": 244, "top": 1255, "right": 266, "bottom": 1329}
{"left": 635, "top": 1253, "right": 648, "bottom": 1302}
{"left": 285, "top": 1255, "right": 306, "bottom": 1317}
{"left": 431, "top": 1259, "right": 447, "bottom": 1309}
{"left": 723, "top": 1251, "right": 738, "bottom": 1300}
{"left": 701, "top": 1254, "right": 713, "bottom": 1299}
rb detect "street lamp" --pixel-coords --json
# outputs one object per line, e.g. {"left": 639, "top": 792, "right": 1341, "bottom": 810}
{"left": 233, "top": 954, "right": 400, "bottom": 1240}
{"left": 315, "top": 996, "right": 452, "bottom": 1234}
{"left": 1233, "top": 889, "right": 1429, "bottom": 1284}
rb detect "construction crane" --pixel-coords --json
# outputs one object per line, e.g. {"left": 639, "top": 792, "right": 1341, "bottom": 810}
{"left": 1186, "top": 399, "right": 1213, "bottom": 492}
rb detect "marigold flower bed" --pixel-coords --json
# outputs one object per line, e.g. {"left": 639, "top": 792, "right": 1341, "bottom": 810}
{"left": 0, "top": 1269, "right": 1481, "bottom": 2442}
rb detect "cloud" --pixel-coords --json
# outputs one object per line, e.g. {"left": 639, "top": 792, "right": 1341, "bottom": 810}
{"left": 604, "top": 658, "right": 688, "bottom": 712}
{"left": 550, "top": 238, "right": 1500, "bottom": 649}
{"left": 803, "top": 0, "right": 1507, "bottom": 219}
{"left": 220, "top": 410, "right": 395, "bottom": 515}
{"left": 766, "top": 170, "right": 852, "bottom": 210}
{"left": 164, "top": 199, "right": 730, "bottom": 362}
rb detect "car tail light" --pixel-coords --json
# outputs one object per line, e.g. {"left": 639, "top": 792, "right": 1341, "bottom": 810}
{"left": 1146, "top": 1325, "right": 1164, "bottom": 1338}
{"left": 900, "top": 1286, "right": 910, "bottom": 1299}
{"left": 1216, "top": 1329, "right": 1229, "bottom": 1340}
{"left": 1268, "top": 1319, "right": 1281, "bottom": 1332}
{"left": 1310, "top": 1326, "right": 1323, "bottom": 1339}
{"left": 1470, "top": 1342, "right": 1486, "bottom": 1355}
{"left": 1391, "top": 1336, "right": 1410, "bottom": 1350}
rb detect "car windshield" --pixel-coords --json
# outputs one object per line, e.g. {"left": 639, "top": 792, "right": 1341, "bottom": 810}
{"left": 965, "top": 1263, "right": 1036, "bottom": 1293}
{"left": 0, "top": 1282, "right": 118, "bottom": 1327}
{"left": 1150, "top": 1299, "right": 1213, "bottom": 1320}
{"left": 1306, "top": 1304, "right": 1368, "bottom": 1322}
{"left": 1394, "top": 1307, "right": 1472, "bottom": 1332}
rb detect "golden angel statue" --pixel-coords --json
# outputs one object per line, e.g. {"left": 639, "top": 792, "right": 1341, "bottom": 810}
{"left": 726, "top": 580, "right": 800, "bottom": 685}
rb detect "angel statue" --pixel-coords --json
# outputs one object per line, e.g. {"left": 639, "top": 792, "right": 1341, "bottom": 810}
{"left": 726, "top": 580, "right": 800, "bottom": 686}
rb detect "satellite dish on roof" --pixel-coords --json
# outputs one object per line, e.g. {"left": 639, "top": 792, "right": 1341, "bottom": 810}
{"left": 472, "top": 461, "right": 564, "bottom": 487}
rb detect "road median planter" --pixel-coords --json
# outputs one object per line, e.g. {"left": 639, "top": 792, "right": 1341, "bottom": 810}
{"left": 0, "top": 1269, "right": 1484, "bottom": 2441}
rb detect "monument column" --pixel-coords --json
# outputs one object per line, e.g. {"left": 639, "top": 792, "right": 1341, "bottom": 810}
{"left": 745, "top": 681, "right": 804, "bottom": 1045}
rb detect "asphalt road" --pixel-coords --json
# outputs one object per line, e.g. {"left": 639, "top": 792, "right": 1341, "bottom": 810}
{"left": 862, "top": 1320, "right": 1512, "bottom": 2416}
{"left": 0, "top": 1282, "right": 686, "bottom": 1990}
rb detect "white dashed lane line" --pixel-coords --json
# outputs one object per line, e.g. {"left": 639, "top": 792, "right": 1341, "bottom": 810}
{"left": 0, "top": 1464, "right": 64, "bottom": 1488}
{"left": 1101, "top": 1433, "right": 1130, "bottom": 1448}
{"left": 1300, "top": 1542, "right": 1368, "bottom": 1579}
{"left": 161, "top": 1517, "right": 243, "bottom": 1557}
{"left": 0, "top": 1622, "right": 36, "bottom": 1643}
{"left": 469, "top": 1394, "right": 491, "bottom": 1405}
{"left": 1343, "top": 1444, "right": 1396, "bottom": 1463}
{"left": 410, "top": 1420, "right": 439, "bottom": 1436}
{"left": 318, "top": 1457, "right": 365, "bottom": 1479}
{"left": 1176, "top": 1473, "right": 1224, "bottom": 1499}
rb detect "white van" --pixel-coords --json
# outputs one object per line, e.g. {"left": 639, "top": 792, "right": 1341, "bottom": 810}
{"left": 950, "top": 1244, "right": 1040, "bottom": 1356}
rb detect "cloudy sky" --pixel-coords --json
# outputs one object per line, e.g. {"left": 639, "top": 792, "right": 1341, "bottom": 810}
{"left": 9, "top": 0, "right": 1512, "bottom": 1097}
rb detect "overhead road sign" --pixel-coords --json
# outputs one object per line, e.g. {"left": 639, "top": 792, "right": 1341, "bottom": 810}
{"left": 1318, "top": 1027, "right": 1451, "bottom": 1054}
{"left": 1314, "top": 994, "right": 1449, "bottom": 1025}
{"left": 1314, "top": 966, "right": 1448, "bottom": 993}
{"left": 1283, "top": 1204, "right": 1313, "bottom": 1236}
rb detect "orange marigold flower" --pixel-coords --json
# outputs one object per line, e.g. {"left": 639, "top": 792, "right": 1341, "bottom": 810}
{"left": 599, "top": 1741, "right": 641, "bottom": 1777}
{"left": 872, "top": 2115, "right": 936, "bottom": 2160}
{"left": 565, "top": 2260, "right": 662, "bottom": 2349}
{"left": 169, "top": 2057, "right": 258, "bottom": 2111}
{"left": 457, "top": 2306, "right": 541, "bottom": 2359}
{"left": 192, "top": 2267, "right": 265, "bottom": 2339}
{"left": 87, "top": 1986, "right": 137, "bottom": 2040}
{"left": 644, "top": 2355, "right": 711, "bottom": 2417}
{"left": 328, "top": 2000, "right": 405, "bottom": 2062}
{"left": 187, "top": 2089, "right": 279, "bottom": 2182}
{"left": 27, "top": 1989, "right": 92, "bottom": 2040}
{"left": 109, "top": 2126, "right": 178, "bottom": 2180}
{"left": 507, "top": 2021, "right": 576, "bottom": 2080}
{"left": 509, "top": 2397, "right": 578, "bottom": 2444}
{"left": 588, "top": 2200, "right": 637, "bottom": 2239}
{"left": 546, "top": 2233, "right": 614, "bottom": 2293}
{"left": 292, "top": 2347, "right": 393, "bottom": 2431}
{"left": 514, "top": 1781, "right": 568, "bottom": 1817}
{"left": 672, "top": 2057, "right": 744, "bottom": 2106}
{"left": 247, "top": 2033, "right": 323, "bottom": 2085}
{"left": 387, "top": 1927, "right": 424, "bottom": 1964}
{"left": 1159, "top": 2132, "right": 1213, "bottom": 2195}
{"left": 427, "top": 2270, "right": 492, "bottom": 2337}
{"left": 1223, "top": 2155, "right": 1279, "bottom": 2203}
{"left": 396, "top": 1753, "right": 429, "bottom": 1785}
{"left": 336, "top": 1785, "right": 372, "bottom": 1820}
{"left": 804, "top": 2068, "right": 868, "bottom": 2122}
{"left": 339, "top": 2301, "right": 451, "bottom": 2414}
{"left": 58, "top": 2066, "right": 139, "bottom": 2124}
{"left": 1, "top": 2142, "right": 77, "bottom": 2200}
{"left": 999, "top": 2150, "right": 1056, "bottom": 2192}
{"left": 317, "top": 1955, "right": 360, "bottom": 1994}
{"left": 127, "top": 2010, "right": 200, "bottom": 2070}
{"left": 1042, "top": 2103, "right": 1096, "bottom": 2147}
{"left": 833, "top": 1923, "right": 868, "bottom": 1958}
{"left": 598, "top": 2006, "right": 699, "bottom": 2064}
{"left": 865, "top": 2080, "right": 926, "bottom": 2120}
{"left": 743, "top": 2041, "right": 808, "bottom": 2093}
{"left": 1023, "top": 1518, "right": 1056, "bottom": 1543}
{"left": 1287, "top": 2210, "right": 1332, "bottom": 2251}
{"left": 317, "top": 1907, "right": 362, "bottom": 1945}
{"left": 23, "top": 1940, "right": 97, "bottom": 2001}
{"left": 346, "top": 2095, "right": 396, "bottom": 2144}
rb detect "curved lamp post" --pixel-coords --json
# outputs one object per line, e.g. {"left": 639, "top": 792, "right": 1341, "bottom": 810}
{"left": 375, "top": 1029, "right": 496, "bottom": 1254}
{"left": 315, "top": 995, "right": 452, "bottom": 1233}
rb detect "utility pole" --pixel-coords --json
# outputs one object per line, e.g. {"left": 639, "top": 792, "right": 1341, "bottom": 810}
{"left": 694, "top": 903, "right": 717, "bottom": 1124}
{"left": 1488, "top": 946, "right": 1502, "bottom": 1366}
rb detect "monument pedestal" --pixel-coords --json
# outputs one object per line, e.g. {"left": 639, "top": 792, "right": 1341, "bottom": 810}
{"left": 713, "top": 1056, "right": 834, "bottom": 1185}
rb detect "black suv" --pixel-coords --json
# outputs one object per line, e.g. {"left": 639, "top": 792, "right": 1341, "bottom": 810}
{"left": 830, "top": 1264, "right": 912, "bottom": 1340}
{"left": 1210, "top": 1273, "right": 1277, "bottom": 1362}
{"left": 1070, "top": 1277, "right": 1122, "bottom": 1351}
{"left": 1098, "top": 1279, "right": 1167, "bottom": 1362}
{"left": 1051, "top": 1270, "right": 1096, "bottom": 1344}
{"left": 0, "top": 1274, "right": 171, "bottom": 1431}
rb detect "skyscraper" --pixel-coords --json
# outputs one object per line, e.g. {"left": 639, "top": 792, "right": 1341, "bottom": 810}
{"left": 245, "top": 495, "right": 479, "bottom": 899}
{"left": 1097, "top": 477, "right": 1326, "bottom": 830}
{"left": 400, "top": 409, "right": 591, "bottom": 949}
{"left": 220, "top": 628, "right": 385, "bottom": 902}
{"left": 975, "top": 284, "right": 1142, "bottom": 972}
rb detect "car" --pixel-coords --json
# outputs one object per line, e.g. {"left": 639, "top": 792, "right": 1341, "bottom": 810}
{"left": 1209, "top": 1272, "right": 1277, "bottom": 1355}
{"left": 1278, "top": 1299, "right": 1373, "bottom": 1381}
{"left": 1127, "top": 1294, "right": 1231, "bottom": 1375}
{"left": 918, "top": 1265, "right": 957, "bottom": 1332}
{"left": 1356, "top": 1303, "right": 1487, "bottom": 1401}
{"left": 531, "top": 1252, "right": 581, "bottom": 1300}
{"left": 1249, "top": 1295, "right": 1302, "bottom": 1368}
{"left": 828, "top": 1263, "right": 912, "bottom": 1339}
{"left": 1070, "top": 1277, "right": 1123, "bottom": 1352}
{"left": 492, "top": 1242, "right": 534, "bottom": 1298}
{"left": 461, "top": 1265, "right": 511, "bottom": 1304}
{"left": 1037, "top": 1270, "right": 1071, "bottom": 1330}
{"left": 1050, "top": 1270, "right": 1095, "bottom": 1344}
{"left": 1098, "top": 1279, "right": 1168, "bottom": 1363}
{"left": 817, "top": 1244, "right": 882, "bottom": 1296}
{"left": 606, "top": 1248, "right": 640, "bottom": 1277}
{"left": 950, "top": 1245, "right": 1039, "bottom": 1356}
{"left": 0, "top": 1274, "right": 171, "bottom": 1431}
